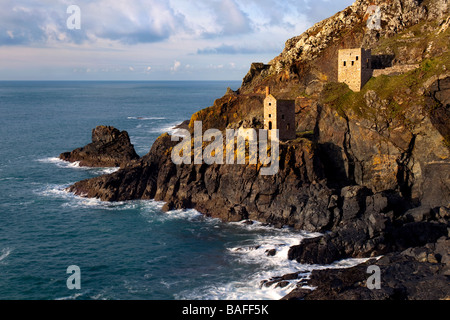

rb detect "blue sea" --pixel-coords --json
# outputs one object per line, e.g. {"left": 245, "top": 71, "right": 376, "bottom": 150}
{"left": 0, "top": 81, "right": 363, "bottom": 300}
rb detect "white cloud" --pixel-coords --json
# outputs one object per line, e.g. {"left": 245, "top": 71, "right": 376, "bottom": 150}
{"left": 0, "top": 0, "right": 355, "bottom": 80}
{"left": 171, "top": 60, "right": 181, "bottom": 72}
{"left": 0, "top": 0, "right": 354, "bottom": 47}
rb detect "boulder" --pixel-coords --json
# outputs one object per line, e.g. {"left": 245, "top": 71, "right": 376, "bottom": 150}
{"left": 60, "top": 126, "right": 140, "bottom": 168}
{"left": 283, "top": 249, "right": 450, "bottom": 300}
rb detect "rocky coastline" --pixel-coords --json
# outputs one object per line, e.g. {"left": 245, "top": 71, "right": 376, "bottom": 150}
{"left": 59, "top": 125, "right": 140, "bottom": 168}
{"left": 62, "top": 0, "right": 449, "bottom": 300}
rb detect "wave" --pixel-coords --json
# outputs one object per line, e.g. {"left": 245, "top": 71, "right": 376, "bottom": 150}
{"left": 127, "top": 116, "right": 166, "bottom": 120}
{"left": 147, "top": 121, "right": 185, "bottom": 136}
{"left": 34, "top": 180, "right": 367, "bottom": 301}
{"left": 36, "top": 183, "right": 168, "bottom": 214}
{"left": 0, "top": 248, "right": 13, "bottom": 264}
{"left": 55, "top": 293, "right": 84, "bottom": 300}
{"left": 176, "top": 222, "right": 368, "bottom": 300}
{"left": 155, "top": 208, "right": 204, "bottom": 221}
{"left": 37, "top": 157, "right": 120, "bottom": 175}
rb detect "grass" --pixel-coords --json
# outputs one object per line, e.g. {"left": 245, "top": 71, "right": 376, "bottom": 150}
{"left": 320, "top": 49, "right": 449, "bottom": 129}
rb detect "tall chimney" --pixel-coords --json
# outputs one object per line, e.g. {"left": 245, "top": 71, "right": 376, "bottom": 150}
{"left": 266, "top": 86, "right": 270, "bottom": 97}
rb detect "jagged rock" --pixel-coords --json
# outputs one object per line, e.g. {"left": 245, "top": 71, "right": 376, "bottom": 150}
{"left": 404, "top": 206, "right": 433, "bottom": 222}
{"left": 64, "top": 0, "right": 450, "bottom": 300}
{"left": 283, "top": 251, "right": 450, "bottom": 300}
{"left": 60, "top": 126, "right": 140, "bottom": 168}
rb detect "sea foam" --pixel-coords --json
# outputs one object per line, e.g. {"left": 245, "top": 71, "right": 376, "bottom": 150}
{"left": 127, "top": 116, "right": 166, "bottom": 120}
{"left": 0, "top": 248, "right": 12, "bottom": 264}
{"left": 37, "top": 157, "right": 119, "bottom": 175}
{"left": 176, "top": 220, "right": 369, "bottom": 300}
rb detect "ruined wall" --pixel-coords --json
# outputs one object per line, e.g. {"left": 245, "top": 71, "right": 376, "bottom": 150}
{"left": 276, "top": 100, "right": 296, "bottom": 140}
{"left": 264, "top": 95, "right": 278, "bottom": 131}
{"left": 338, "top": 48, "right": 373, "bottom": 91}
{"left": 264, "top": 94, "right": 296, "bottom": 140}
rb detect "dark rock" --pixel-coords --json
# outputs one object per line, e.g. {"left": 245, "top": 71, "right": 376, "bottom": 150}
{"left": 283, "top": 251, "right": 450, "bottom": 300}
{"left": 261, "top": 272, "right": 300, "bottom": 288}
{"left": 288, "top": 191, "right": 393, "bottom": 264}
{"left": 288, "top": 218, "right": 447, "bottom": 265}
{"left": 340, "top": 185, "right": 372, "bottom": 221}
{"left": 404, "top": 206, "right": 433, "bottom": 222}
{"left": 242, "top": 63, "right": 270, "bottom": 87}
{"left": 275, "top": 281, "right": 290, "bottom": 289}
{"left": 437, "top": 206, "right": 450, "bottom": 221}
{"left": 64, "top": 0, "right": 450, "bottom": 301}
{"left": 390, "top": 221, "right": 448, "bottom": 251}
{"left": 265, "top": 249, "right": 277, "bottom": 256}
{"left": 173, "top": 120, "right": 190, "bottom": 131}
{"left": 281, "top": 273, "right": 300, "bottom": 281}
{"left": 60, "top": 126, "right": 139, "bottom": 168}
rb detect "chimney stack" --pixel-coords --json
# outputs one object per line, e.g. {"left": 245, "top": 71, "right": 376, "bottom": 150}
{"left": 266, "top": 86, "right": 270, "bottom": 97}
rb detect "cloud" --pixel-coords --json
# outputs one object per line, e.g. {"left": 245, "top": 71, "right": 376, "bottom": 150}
{"left": 0, "top": 0, "right": 185, "bottom": 46}
{"left": 210, "top": 0, "right": 252, "bottom": 36}
{"left": 171, "top": 60, "right": 181, "bottom": 71}
{"left": 86, "top": 0, "right": 186, "bottom": 45}
{"left": 0, "top": 0, "right": 356, "bottom": 80}
{"left": 0, "top": 0, "right": 355, "bottom": 47}
{"left": 197, "top": 44, "right": 276, "bottom": 55}
{"left": 0, "top": 1, "right": 91, "bottom": 46}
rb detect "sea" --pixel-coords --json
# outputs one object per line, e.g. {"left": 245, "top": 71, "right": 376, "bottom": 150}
{"left": 0, "top": 81, "right": 366, "bottom": 300}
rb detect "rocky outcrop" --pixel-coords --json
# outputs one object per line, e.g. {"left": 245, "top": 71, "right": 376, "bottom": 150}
{"left": 60, "top": 126, "right": 140, "bottom": 168}
{"left": 372, "top": 64, "right": 419, "bottom": 77}
{"left": 68, "top": 133, "right": 335, "bottom": 229}
{"left": 64, "top": 0, "right": 450, "bottom": 300}
{"left": 262, "top": 0, "right": 448, "bottom": 82}
{"left": 287, "top": 201, "right": 448, "bottom": 265}
{"left": 283, "top": 238, "right": 450, "bottom": 300}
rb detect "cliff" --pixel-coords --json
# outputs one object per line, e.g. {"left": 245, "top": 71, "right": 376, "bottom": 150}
{"left": 60, "top": 125, "right": 140, "bottom": 168}
{"left": 66, "top": 0, "right": 449, "bottom": 299}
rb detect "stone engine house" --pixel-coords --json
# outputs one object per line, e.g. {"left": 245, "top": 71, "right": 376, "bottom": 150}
{"left": 263, "top": 87, "right": 296, "bottom": 141}
{"left": 338, "top": 48, "right": 373, "bottom": 92}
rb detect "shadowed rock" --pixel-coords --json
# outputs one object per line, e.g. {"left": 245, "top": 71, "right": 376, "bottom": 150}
{"left": 59, "top": 126, "right": 140, "bottom": 168}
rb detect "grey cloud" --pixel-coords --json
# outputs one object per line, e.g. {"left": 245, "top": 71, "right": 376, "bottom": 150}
{"left": 0, "top": 0, "right": 185, "bottom": 46}
{"left": 0, "top": 4, "right": 53, "bottom": 45}
{"left": 84, "top": 1, "right": 187, "bottom": 45}
{"left": 211, "top": 0, "right": 253, "bottom": 36}
{"left": 197, "top": 43, "right": 276, "bottom": 55}
{"left": 0, "top": 1, "right": 90, "bottom": 46}
{"left": 0, "top": 0, "right": 355, "bottom": 47}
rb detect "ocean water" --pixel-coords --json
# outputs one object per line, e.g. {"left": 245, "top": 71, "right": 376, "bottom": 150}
{"left": 0, "top": 81, "right": 366, "bottom": 300}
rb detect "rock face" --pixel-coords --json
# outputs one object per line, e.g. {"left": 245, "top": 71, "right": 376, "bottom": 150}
{"left": 64, "top": 0, "right": 450, "bottom": 300}
{"left": 283, "top": 244, "right": 450, "bottom": 300}
{"left": 59, "top": 126, "right": 140, "bottom": 168}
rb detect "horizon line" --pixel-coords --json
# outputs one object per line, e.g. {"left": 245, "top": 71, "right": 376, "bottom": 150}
{"left": 0, "top": 79, "right": 242, "bottom": 82}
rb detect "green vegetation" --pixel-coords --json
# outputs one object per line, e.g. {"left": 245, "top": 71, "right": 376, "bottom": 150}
{"left": 372, "top": 18, "right": 449, "bottom": 59}
{"left": 320, "top": 82, "right": 359, "bottom": 117}
{"left": 321, "top": 48, "right": 449, "bottom": 128}
{"left": 296, "top": 130, "right": 314, "bottom": 141}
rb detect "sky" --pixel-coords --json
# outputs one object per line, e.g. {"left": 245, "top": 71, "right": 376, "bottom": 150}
{"left": 0, "top": 0, "right": 355, "bottom": 81}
